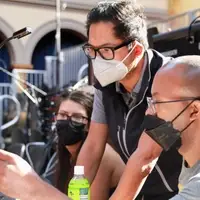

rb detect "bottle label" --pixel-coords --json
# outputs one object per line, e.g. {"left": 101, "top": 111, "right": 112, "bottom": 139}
{"left": 68, "top": 188, "right": 89, "bottom": 200}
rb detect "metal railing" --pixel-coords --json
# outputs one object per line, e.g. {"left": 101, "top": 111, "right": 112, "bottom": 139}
{"left": 10, "top": 46, "right": 87, "bottom": 95}
{"left": 11, "top": 69, "right": 46, "bottom": 95}
{"left": 44, "top": 44, "right": 88, "bottom": 89}
{"left": 0, "top": 95, "right": 21, "bottom": 139}
{"left": 0, "top": 83, "right": 14, "bottom": 122}
{"left": 0, "top": 83, "right": 13, "bottom": 95}
{"left": 0, "top": 83, "right": 14, "bottom": 109}
{"left": 148, "top": 8, "right": 200, "bottom": 33}
{"left": 62, "top": 44, "right": 88, "bottom": 86}
{"left": 0, "top": 90, "right": 21, "bottom": 148}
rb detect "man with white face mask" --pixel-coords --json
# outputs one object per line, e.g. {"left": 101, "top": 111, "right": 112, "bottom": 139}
{"left": 77, "top": 1, "right": 182, "bottom": 200}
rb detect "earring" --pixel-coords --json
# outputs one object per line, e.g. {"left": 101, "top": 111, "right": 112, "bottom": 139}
{"left": 128, "top": 43, "right": 133, "bottom": 51}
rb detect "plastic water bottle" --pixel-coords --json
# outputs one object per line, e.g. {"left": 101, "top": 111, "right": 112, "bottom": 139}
{"left": 68, "top": 166, "right": 90, "bottom": 200}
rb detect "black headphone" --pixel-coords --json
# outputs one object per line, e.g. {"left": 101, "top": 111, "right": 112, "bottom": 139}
{"left": 187, "top": 16, "right": 200, "bottom": 44}
{"left": 127, "top": 42, "right": 133, "bottom": 51}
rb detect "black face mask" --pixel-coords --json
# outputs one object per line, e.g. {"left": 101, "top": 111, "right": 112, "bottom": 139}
{"left": 56, "top": 120, "right": 86, "bottom": 146}
{"left": 142, "top": 102, "right": 194, "bottom": 151}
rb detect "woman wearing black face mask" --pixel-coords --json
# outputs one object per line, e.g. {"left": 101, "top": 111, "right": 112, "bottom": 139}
{"left": 55, "top": 90, "right": 125, "bottom": 200}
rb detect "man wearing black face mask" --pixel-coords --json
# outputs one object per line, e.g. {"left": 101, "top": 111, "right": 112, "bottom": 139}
{"left": 141, "top": 55, "right": 200, "bottom": 200}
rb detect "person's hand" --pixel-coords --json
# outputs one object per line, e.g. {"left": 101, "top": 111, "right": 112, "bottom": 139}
{"left": 0, "top": 150, "right": 42, "bottom": 200}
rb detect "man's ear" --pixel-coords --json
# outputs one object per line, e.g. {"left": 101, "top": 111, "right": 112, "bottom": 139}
{"left": 132, "top": 41, "right": 144, "bottom": 57}
{"left": 190, "top": 101, "right": 200, "bottom": 121}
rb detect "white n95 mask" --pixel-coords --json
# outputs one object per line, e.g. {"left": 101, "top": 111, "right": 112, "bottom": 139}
{"left": 92, "top": 43, "right": 135, "bottom": 87}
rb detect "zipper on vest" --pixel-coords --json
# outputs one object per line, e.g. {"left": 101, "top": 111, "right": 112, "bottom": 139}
{"left": 119, "top": 114, "right": 129, "bottom": 160}
{"left": 121, "top": 64, "right": 151, "bottom": 158}
{"left": 117, "top": 125, "right": 129, "bottom": 160}
{"left": 122, "top": 85, "right": 149, "bottom": 157}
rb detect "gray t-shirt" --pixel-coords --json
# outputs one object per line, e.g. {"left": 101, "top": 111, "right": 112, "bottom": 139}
{"left": 170, "top": 160, "right": 200, "bottom": 200}
{"left": 91, "top": 89, "right": 107, "bottom": 124}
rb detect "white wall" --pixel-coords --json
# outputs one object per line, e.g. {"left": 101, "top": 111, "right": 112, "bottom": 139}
{"left": 0, "top": 1, "right": 87, "bottom": 46}
{"left": 0, "top": 1, "right": 88, "bottom": 64}
{"left": 0, "top": 0, "right": 169, "bottom": 64}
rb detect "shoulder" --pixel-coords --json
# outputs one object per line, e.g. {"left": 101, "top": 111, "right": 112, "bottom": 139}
{"left": 148, "top": 49, "right": 172, "bottom": 69}
{"left": 174, "top": 174, "right": 200, "bottom": 200}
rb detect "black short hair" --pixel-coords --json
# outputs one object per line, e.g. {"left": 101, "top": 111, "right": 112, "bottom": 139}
{"left": 86, "top": 0, "right": 149, "bottom": 49}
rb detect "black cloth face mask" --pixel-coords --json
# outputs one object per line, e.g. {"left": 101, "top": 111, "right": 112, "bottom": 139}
{"left": 56, "top": 119, "right": 86, "bottom": 146}
{"left": 142, "top": 101, "right": 194, "bottom": 151}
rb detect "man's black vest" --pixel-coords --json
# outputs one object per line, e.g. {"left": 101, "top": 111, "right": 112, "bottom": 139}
{"left": 94, "top": 49, "right": 182, "bottom": 199}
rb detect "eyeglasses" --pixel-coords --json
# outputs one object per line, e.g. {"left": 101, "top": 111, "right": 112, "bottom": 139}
{"left": 56, "top": 112, "right": 88, "bottom": 124}
{"left": 82, "top": 40, "right": 133, "bottom": 60}
{"left": 147, "top": 96, "right": 200, "bottom": 114}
